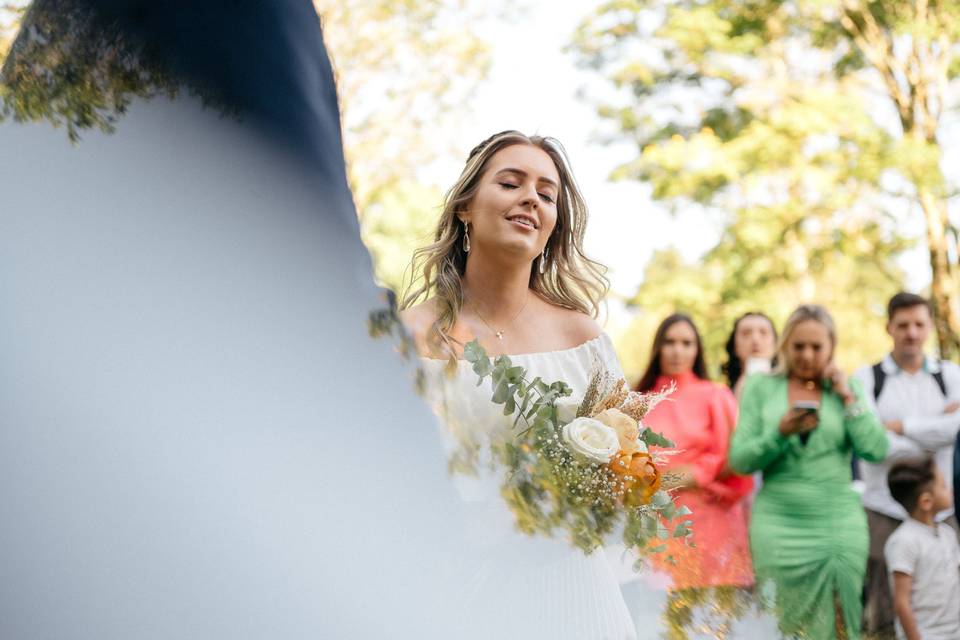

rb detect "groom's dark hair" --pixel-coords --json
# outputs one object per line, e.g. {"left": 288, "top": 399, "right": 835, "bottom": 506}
{"left": 887, "top": 292, "right": 932, "bottom": 321}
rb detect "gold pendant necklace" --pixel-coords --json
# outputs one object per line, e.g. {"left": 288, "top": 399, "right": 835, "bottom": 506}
{"left": 470, "top": 294, "right": 530, "bottom": 341}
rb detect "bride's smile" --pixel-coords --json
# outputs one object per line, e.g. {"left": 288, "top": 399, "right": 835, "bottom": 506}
{"left": 505, "top": 213, "right": 539, "bottom": 230}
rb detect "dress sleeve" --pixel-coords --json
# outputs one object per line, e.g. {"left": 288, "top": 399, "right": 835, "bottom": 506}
{"left": 729, "top": 375, "right": 793, "bottom": 474}
{"left": 595, "top": 333, "right": 626, "bottom": 380}
{"left": 845, "top": 377, "right": 890, "bottom": 463}
{"left": 695, "top": 385, "right": 754, "bottom": 502}
{"left": 690, "top": 386, "right": 736, "bottom": 486}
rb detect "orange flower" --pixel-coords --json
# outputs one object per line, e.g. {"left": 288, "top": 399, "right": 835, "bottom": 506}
{"left": 609, "top": 450, "right": 662, "bottom": 506}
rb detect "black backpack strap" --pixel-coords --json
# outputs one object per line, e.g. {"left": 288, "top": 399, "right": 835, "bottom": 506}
{"left": 933, "top": 360, "right": 947, "bottom": 396}
{"left": 954, "top": 430, "right": 960, "bottom": 517}
{"left": 872, "top": 362, "right": 886, "bottom": 401}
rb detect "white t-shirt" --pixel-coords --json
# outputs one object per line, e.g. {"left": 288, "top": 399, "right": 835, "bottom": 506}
{"left": 885, "top": 518, "right": 960, "bottom": 640}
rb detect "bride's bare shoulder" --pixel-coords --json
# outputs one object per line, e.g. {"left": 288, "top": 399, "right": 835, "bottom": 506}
{"left": 538, "top": 299, "right": 603, "bottom": 345}
{"left": 399, "top": 299, "right": 440, "bottom": 356}
{"left": 399, "top": 299, "right": 436, "bottom": 330}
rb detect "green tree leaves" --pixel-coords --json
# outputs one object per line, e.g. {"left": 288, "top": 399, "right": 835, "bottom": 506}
{"left": 570, "top": 0, "right": 957, "bottom": 369}
{"left": 316, "top": 0, "right": 494, "bottom": 292}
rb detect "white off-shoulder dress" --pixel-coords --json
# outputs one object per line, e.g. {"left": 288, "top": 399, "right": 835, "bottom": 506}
{"left": 420, "top": 334, "right": 637, "bottom": 640}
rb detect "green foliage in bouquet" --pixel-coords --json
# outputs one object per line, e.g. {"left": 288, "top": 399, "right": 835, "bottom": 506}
{"left": 464, "top": 340, "right": 693, "bottom": 564}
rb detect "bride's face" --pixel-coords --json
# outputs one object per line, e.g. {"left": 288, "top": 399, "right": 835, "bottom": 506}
{"left": 461, "top": 144, "right": 560, "bottom": 262}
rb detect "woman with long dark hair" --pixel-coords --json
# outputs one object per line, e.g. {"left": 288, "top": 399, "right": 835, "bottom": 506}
{"left": 636, "top": 314, "right": 754, "bottom": 607}
{"left": 720, "top": 312, "right": 778, "bottom": 401}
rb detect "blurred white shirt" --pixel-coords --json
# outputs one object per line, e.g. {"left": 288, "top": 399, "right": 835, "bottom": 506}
{"left": 854, "top": 355, "right": 960, "bottom": 521}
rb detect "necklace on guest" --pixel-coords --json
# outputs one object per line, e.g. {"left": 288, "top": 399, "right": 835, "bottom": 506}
{"left": 469, "top": 293, "right": 530, "bottom": 341}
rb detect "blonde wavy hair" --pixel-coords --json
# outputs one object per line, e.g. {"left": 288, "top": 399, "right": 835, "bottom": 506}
{"left": 400, "top": 130, "right": 609, "bottom": 361}
{"left": 775, "top": 304, "right": 837, "bottom": 375}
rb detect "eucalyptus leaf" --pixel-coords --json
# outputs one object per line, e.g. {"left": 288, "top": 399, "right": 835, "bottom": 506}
{"left": 640, "top": 428, "right": 675, "bottom": 448}
{"left": 492, "top": 380, "right": 510, "bottom": 404}
{"left": 506, "top": 366, "right": 525, "bottom": 383}
{"left": 518, "top": 393, "right": 532, "bottom": 421}
{"left": 651, "top": 490, "right": 672, "bottom": 508}
{"left": 660, "top": 502, "right": 677, "bottom": 521}
{"left": 463, "top": 339, "right": 484, "bottom": 363}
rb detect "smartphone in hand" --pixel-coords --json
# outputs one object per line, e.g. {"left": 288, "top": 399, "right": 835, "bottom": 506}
{"left": 791, "top": 400, "right": 819, "bottom": 445}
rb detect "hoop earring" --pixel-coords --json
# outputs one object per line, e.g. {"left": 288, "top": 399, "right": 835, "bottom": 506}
{"left": 539, "top": 246, "right": 548, "bottom": 274}
{"left": 462, "top": 223, "right": 471, "bottom": 253}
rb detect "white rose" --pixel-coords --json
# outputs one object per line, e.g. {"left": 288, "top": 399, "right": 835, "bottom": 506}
{"left": 594, "top": 408, "right": 639, "bottom": 452}
{"left": 561, "top": 417, "right": 621, "bottom": 464}
{"left": 555, "top": 397, "right": 581, "bottom": 424}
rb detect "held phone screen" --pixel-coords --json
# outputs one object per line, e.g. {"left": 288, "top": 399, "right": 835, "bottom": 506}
{"left": 791, "top": 401, "right": 819, "bottom": 445}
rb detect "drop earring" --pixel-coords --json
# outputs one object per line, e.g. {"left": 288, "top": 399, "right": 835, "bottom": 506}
{"left": 462, "top": 223, "right": 471, "bottom": 253}
{"left": 539, "top": 246, "right": 548, "bottom": 274}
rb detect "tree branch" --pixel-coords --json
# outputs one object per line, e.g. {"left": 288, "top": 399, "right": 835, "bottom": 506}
{"left": 839, "top": 2, "right": 914, "bottom": 131}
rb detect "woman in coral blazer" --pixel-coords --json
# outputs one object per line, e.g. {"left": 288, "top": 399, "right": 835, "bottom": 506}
{"left": 637, "top": 313, "right": 754, "bottom": 595}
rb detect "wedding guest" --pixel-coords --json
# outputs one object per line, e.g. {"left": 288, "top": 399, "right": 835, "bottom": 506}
{"left": 637, "top": 314, "right": 754, "bottom": 607}
{"left": 730, "top": 304, "right": 888, "bottom": 639}
{"left": 720, "top": 312, "right": 778, "bottom": 402}
{"left": 885, "top": 457, "right": 960, "bottom": 640}
{"left": 853, "top": 292, "right": 960, "bottom": 639}
{"left": 720, "top": 312, "right": 778, "bottom": 504}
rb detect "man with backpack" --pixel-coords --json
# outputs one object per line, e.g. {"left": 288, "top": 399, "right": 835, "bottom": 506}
{"left": 855, "top": 292, "right": 960, "bottom": 638}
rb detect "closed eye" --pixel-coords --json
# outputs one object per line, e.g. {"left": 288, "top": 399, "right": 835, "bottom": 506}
{"left": 538, "top": 192, "right": 555, "bottom": 204}
{"left": 499, "top": 182, "right": 518, "bottom": 190}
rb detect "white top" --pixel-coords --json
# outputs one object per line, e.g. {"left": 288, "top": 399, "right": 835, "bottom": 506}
{"left": 420, "top": 333, "right": 637, "bottom": 640}
{"left": 885, "top": 518, "right": 960, "bottom": 640}
{"left": 854, "top": 355, "right": 960, "bottom": 520}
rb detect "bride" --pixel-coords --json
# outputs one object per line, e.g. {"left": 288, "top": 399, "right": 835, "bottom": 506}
{"left": 400, "top": 130, "right": 637, "bottom": 639}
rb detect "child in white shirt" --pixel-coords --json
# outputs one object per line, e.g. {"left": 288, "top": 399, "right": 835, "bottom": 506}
{"left": 885, "top": 457, "right": 960, "bottom": 640}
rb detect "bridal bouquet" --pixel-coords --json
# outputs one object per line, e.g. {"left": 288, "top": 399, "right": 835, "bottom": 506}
{"left": 463, "top": 340, "right": 692, "bottom": 562}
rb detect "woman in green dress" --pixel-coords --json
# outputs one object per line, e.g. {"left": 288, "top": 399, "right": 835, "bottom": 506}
{"left": 729, "top": 305, "right": 889, "bottom": 639}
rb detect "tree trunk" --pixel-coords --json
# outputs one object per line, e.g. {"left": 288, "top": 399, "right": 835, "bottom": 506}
{"left": 918, "top": 188, "right": 960, "bottom": 359}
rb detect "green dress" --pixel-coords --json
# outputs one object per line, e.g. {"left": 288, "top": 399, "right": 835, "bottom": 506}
{"left": 729, "top": 374, "right": 889, "bottom": 639}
